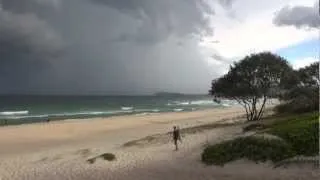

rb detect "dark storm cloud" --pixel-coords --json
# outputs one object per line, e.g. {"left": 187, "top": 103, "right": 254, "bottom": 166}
{"left": 0, "top": 11, "right": 62, "bottom": 60}
{"left": 0, "top": 0, "right": 62, "bottom": 58}
{"left": 273, "top": 2, "right": 320, "bottom": 29}
{"left": 0, "top": 0, "right": 228, "bottom": 95}
{"left": 0, "top": 1, "right": 63, "bottom": 93}
{"left": 0, "top": 0, "right": 60, "bottom": 15}
{"left": 89, "top": 0, "right": 214, "bottom": 44}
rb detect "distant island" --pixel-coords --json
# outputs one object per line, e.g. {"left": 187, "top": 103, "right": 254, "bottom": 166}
{"left": 153, "top": 92, "right": 185, "bottom": 96}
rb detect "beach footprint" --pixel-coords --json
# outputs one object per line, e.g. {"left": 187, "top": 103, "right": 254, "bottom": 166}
{"left": 74, "top": 148, "right": 92, "bottom": 158}
{"left": 36, "top": 154, "right": 63, "bottom": 163}
{"left": 35, "top": 148, "right": 93, "bottom": 163}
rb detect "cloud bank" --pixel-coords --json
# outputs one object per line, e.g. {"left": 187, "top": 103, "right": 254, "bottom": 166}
{"left": 0, "top": 0, "right": 317, "bottom": 95}
{"left": 0, "top": 0, "right": 226, "bottom": 95}
{"left": 273, "top": 2, "right": 320, "bottom": 29}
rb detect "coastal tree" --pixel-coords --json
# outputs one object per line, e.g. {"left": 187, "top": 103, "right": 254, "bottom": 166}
{"left": 277, "top": 62, "right": 319, "bottom": 113}
{"left": 210, "top": 52, "right": 293, "bottom": 121}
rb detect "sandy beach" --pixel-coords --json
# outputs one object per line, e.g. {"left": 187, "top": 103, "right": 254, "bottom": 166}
{"left": 0, "top": 106, "right": 318, "bottom": 180}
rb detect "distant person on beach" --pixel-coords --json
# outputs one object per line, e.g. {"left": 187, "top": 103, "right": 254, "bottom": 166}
{"left": 172, "top": 126, "right": 182, "bottom": 151}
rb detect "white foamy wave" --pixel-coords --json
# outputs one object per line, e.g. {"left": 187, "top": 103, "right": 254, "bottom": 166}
{"left": 6, "top": 110, "right": 136, "bottom": 120}
{"left": 168, "top": 100, "right": 216, "bottom": 106}
{"left": 135, "top": 112, "right": 150, "bottom": 116}
{"left": 134, "top": 109, "right": 160, "bottom": 113}
{"left": 25, "top": 114, "right": 49, "bottom": 118}
{"left": 133, "top": 109, "right": 149, "bottom": 112}
{"left": 5, "top": 114, "right": 49, "bottom": 120}
{"left": 167, "top": 101, "right": 190, "bottom": 106}
{"left": 173, "top": 108, "right": 184, "bottom": 112}
{"left": 52, "top": 110, "right": 128, "bottom": 117}
{"left": 121, "top": 107, "right": 133, "bottom": 111}
{"left": 0, "top": 110, "right": 29, "bottom": 116}
{"left": 222, "top": 103, "right": 230, "bottom": 107}
{"left": 190, "top": 100, "right": 214, "bottom": 105}
{"left": 178, "top": 102, "right": 190, "bottom": 105}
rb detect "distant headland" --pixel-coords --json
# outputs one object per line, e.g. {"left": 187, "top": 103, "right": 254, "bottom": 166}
{"left": 153, "top": 92, "right": 208, "bottom": 96}
{"left": 153, "top": 92, "right": 185, "bottom": 96}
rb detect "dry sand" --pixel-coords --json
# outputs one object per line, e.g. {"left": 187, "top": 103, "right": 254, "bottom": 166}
{"left": 0, "top": 106, "right": 318, "bottom": 180}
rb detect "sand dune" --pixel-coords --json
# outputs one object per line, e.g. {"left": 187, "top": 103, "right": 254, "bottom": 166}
{"left": 0, "top": 106, "right": 318, "bottom": 180}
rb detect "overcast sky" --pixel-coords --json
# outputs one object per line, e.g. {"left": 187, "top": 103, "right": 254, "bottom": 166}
{"left": 0, "top": 0, "right": 319, "bottom": 95}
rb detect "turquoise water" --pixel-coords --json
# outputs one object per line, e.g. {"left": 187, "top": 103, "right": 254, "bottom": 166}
{"left": 0, "top": 95, "right": 236, "bottom": 125}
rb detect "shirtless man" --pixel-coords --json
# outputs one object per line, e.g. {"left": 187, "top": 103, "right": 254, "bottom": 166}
{"left": 172, "top": 126, "right": 182, "bottom": 151}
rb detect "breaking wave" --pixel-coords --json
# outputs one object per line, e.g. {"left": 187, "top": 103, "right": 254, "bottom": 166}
{"left": 0, "top": 110, "right": 29, "bottom": 116}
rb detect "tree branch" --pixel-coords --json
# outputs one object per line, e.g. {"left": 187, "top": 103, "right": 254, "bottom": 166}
{"left": 242, "top": 98, "right": 254, "bottom": 121}
{"left": 257, "top": 95, "right": 268, "bottom": 120}
{"left": 235, "top": 98, "right": 250, "bottom": 121}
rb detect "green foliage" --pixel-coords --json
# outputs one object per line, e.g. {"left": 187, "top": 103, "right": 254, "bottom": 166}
{"left": 201, "top": 136, "right": 295, "bottom": 166}
{"left": 267, "top": 112, "right": 319, "bottom": 156}
{"left": 298, "top": 62, "right": 319, "bottom": 87}
{"left": 210, "top": 52, "right": 292, "bottom": 98}
{"left": 275, "top": 98, "right": 318, "bottom": 113}
{"left": 202, "top": 112, "right": 319, "bottom": 166}
{"left": 210, "top": 52, "right": 294, "bottom": 121}
{"left": 277, "top": 62, "right": 319, "bottom": 113}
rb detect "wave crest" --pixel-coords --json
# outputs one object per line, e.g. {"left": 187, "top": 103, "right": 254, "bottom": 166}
{"left": 0, "top": 110, "right": 29, "bottom": 116}
{"left": 121, "top": 107, "right": 133, "bottom": 111}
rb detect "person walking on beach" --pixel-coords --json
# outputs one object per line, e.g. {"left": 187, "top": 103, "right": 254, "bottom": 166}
{"left": 172, "top": 126, "right": 182, "bottom": 151}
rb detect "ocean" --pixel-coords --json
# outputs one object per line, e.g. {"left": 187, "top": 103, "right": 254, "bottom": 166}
{"left": 0, "top": 95, "right": 237, "bottom": 125}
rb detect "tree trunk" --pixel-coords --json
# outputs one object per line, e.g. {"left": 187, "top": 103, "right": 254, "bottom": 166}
{"left": 237, "top": 96, "right": 268, "bottom": 122}
{"left": 236, "top": 98, "right": 250, "bottom": 121}
{"left": 257, "top": 96, "right": 268, "bottom": 120}
{"left": 252, "top": 97, "right": 258, "bottom": 121}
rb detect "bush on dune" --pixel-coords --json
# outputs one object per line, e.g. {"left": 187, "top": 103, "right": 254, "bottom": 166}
{"left": 202, "top": 112, "right": 319, "bottom": 166}
{"left": 267, "top": 113, "right": 319, "bottom": 156}
{"left": 201, "top": 136, "right": 295, "bottom": 166}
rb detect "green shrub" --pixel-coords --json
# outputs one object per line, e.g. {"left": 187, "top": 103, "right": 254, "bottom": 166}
{"left": 267, "top": 113, "right": 319, "bottom": 156}
{"left": 201, "top": 136, "right": 295, "bottom": 166}
{"left": 202, "top": 112, "right": 319, "bottom": 166}
{"left": 275, "top": 101, "right": 318, "bottom": 114}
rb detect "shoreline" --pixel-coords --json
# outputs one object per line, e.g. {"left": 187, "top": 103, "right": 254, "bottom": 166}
{"left": 0, "top": 105, "right": 232, "bottom": 127}
{"left": 0, "top": 106, "right": 234, "bottom": 129}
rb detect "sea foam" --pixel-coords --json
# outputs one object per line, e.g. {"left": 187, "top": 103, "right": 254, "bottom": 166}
{"left": 0, "top": 110, "right": 29, "bottom": 116}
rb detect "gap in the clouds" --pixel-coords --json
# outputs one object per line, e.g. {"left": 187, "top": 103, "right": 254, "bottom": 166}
{"left": 276, "top": 38, "right": 319, "bottom": 61}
